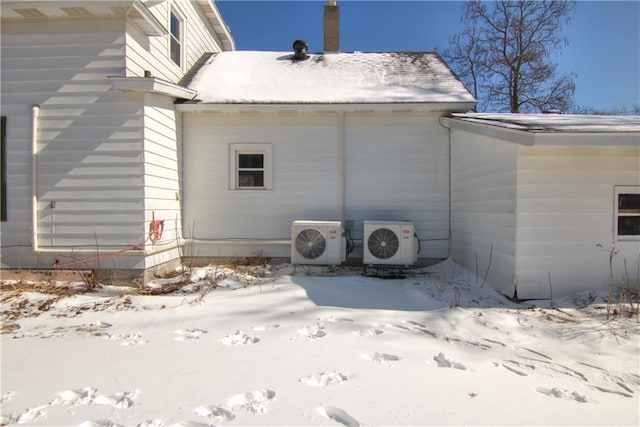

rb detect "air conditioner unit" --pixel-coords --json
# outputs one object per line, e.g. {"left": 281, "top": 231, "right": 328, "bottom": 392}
{"left": 362, "top": 220, "right": 418, "bottom": 266}
{"left": 291, "top": 220, "right": 346, "bottom": 265}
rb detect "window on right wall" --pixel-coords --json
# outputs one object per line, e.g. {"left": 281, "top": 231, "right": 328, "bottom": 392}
{"left": 615, "top": 186, "right": 640, "bottom": 239}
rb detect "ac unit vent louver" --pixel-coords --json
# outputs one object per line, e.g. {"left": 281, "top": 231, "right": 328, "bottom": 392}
{"left": 291, "top": 221, "right": 346, "bottom": 265}
{"left": 362, "top": 221, "right": 417, "bottom": 266}
{"left": 295, "top": 228, "right": 326, "bottom": 260}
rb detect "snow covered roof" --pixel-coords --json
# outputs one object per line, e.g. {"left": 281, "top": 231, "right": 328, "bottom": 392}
{"left": 181, "top": 51, "right": 476, "bottom": 107}
{"left": 448, "top": 113, "right": 640, "bottom": 133}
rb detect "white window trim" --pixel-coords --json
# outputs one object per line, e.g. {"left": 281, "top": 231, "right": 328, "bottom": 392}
{"left": 229, "top": 143, "right": 273, "bottom": 191}
{"left": 614, "top": 185, "right": 640, "bottom": 241}
{"left": 169, "top": 6, "right": 185, "bottom": 69}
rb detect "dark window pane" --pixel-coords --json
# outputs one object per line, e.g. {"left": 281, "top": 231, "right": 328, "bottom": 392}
{"left": 619, "top": 194, "right": 640, "bottom": 213}
{"left": 239, "top": 154, "right": 264, "bottom": 169}
{"left": 238, "top": 171, "right": 264, "bottom": 187}
{"left": 170, "top": 38, "right": 181, "bottom": 66}
{"left": 170, "top": 13, "right": 180, "bottom": 39}
{"left": 618, "top": 216, "right": 640, "bottom": 236}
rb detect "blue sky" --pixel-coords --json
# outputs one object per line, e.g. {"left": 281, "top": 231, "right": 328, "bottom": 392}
{"left": 216, "top": 0, "right": 640, "bottom": 112}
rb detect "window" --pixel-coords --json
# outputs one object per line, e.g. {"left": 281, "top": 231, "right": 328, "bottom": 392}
{"left": 229, "top": 143, "right": 273, "bottom": 190}
{"left": 1, "top": 116, "right": 6, "bottom": 222}
{"left": 169, "top": 10, "right": 183, "bottom": 67}
{"left": 615, "top": 186, "right": 640, "bottom": 239}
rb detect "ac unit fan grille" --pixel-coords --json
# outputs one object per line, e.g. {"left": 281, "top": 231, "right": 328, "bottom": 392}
{"left": 367, "top": 228, "right": 399, "bottom": 259}
{"left": 295, "top": 228, "right": 326, "bottom": 259}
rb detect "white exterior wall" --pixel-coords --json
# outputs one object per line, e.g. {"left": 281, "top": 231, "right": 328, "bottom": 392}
{"left": 126, "top": 0, "right": 225, "bottom": 82}
{"left": 0, "top": 19, "right": 148, "bottom": 270}
{"left": 142, "top": 94, "right": 183, "bottom": 268}
{"left": 181, "top": 111, "right": 451, "bottom": 260}
{"left": 344, "top": 113, "right": 450, "bottom": 259}
{"left": 450, "top": 129, "right": 518, "bottom": 297}
{"left": 515, "top": 144, "right": 640, "bottom": 299}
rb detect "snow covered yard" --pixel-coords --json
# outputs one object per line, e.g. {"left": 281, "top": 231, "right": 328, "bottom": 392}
{"left": 1, "top": 261, "right": 638, "bottom": 426}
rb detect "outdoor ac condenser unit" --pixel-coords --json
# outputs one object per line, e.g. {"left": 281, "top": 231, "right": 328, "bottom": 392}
{"left": 291, "top": 220, "right": 346, "bottom": 265}
{"left": 362, "top": 220, "right": 418, "bottom": 266}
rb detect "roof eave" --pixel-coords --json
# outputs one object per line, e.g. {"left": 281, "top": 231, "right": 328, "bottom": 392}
{"left": 109, "top": 76, "right": 197, "bottom": 100}
{"left": 196, "top": 0, "right": 236, "bottom": 51}
{"left": 175, "top": 102, "right": 476, "bottom": 113}
{"left": 441, "top": 116, "right": 640, "bottom": 146}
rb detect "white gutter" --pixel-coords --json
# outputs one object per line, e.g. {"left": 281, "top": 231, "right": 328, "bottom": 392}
{"left": 176, "top": 102, "right": 477, "bottom": 114}
{"left": 31, "top": 105, "right": 40, "bottom": 252}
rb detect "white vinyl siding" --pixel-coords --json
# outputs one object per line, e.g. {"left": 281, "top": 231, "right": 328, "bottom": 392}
{"left": 142, "top": 93, "right": 182, "bottom": 268}
{"left": 515, "top": 145, "right": 640, "bottom": 298}
{"left": 183, "top": 113, "right": 339, "bottom": 255}
{"left": 0, "top": 19, "right": 150, "bottom": 269}
{"left": 182, "top": 111, "right": 450, "bottom": 259}
{"left": 344, "top": 113, "right": 450, "bottom": 259}
{"left": 125, "top": 0, "right": 226, "bottom": 83}
{"left": 450, "top": 129, "right": 518, "bottom": 297}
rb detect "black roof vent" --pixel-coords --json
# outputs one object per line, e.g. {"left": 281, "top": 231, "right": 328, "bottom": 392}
{"left": 292, "top": 40, "right": 309, "bottom": 60}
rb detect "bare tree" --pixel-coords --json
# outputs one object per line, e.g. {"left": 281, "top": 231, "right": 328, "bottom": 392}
{"left": 445, "top": 0, "right": 576, "bottom": 113}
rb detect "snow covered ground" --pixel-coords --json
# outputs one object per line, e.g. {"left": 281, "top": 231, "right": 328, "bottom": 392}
{"left": 1, "top": 261, "right": 638, "bottom": 426}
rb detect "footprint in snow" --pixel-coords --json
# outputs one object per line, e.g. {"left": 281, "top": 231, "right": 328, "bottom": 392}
{"left": 51, "top": 387, "right": 138, "bottom": 409}
{"left": 194, "top": 404, "right": 236, "bottom": 421}
{"left": 135, "top": 420, "right": 165, "bottom": 427}
{"left": 108, "top": 332, "right": 147, "bottom": 346}
{"left": 252, "top": 324, "right": 280, "bottom": 332}
{"left": 174, "top": 328, "right": 207, "bottom": 341}
{"left": 433, "top": 352, "right": 467, "bottom": 370}
{"left": 227, "top": 389, "right": 276, "bottom": 414}
{"left": 294, "top": 324, "right": 326, "bottom": 341}
{"left": 222, "top": 330, "right": 259, "bottom": 346}
{"left": 78, "top": 420, "right": 124, "bottom": 427}
{"left": 299, "top": 371, "right": 350, "bottom": 387}
{"left": 352, "top": 328, "right": 384, "bottom": 336}
{"left": 491, "top": 361, "right": 529, "bottom": 376}
{"left": 322, "top": 316, "right": 355, "bottom": 324}
{"left": 3, "top": 405, "right": 49, "bottom": 425}
{"left": 0, "top": 391, "right": 14, "bottom": 403}
{"left": 536, "top": 387, "right": 590, "bottom": 403}
{"left": 316, "top": 406, "right": 360, "bottom": 427}
{"left": 362, "top": 352, "right": 400, "bottom": 363}
{"left": 588, "top": 385, "right": 633, "bottom": 398}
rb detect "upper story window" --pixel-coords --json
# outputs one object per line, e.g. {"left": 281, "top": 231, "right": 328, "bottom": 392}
{"left": 170, "top": 10, "right": 183, "bottom": 67}
{"left": 615, "top": 186, "right": 640, "bottom": 240}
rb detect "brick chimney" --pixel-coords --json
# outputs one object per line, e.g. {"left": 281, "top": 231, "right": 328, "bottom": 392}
{"left": 324, "top": 0, "right": 339, "bottom": 52}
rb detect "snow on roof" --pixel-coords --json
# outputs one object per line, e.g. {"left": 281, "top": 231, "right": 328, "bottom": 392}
{"left": 184, "top": 51, "right": 476, "bottom": 105}
{"left": 449, "top": 113, "right": 640, "bottom": 133}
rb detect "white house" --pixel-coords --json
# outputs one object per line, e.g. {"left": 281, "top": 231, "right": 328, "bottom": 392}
{"left": 442, "top": 113, "right": 640, "bottom": 299}
{"left": 0, "top": 0, "right": 234, "bottom": 279}
{"left": 2, "top": 1, "right": 638, "bottom": 300}
{"left": 176, "top": 49, "right": 475, "bottom": 262}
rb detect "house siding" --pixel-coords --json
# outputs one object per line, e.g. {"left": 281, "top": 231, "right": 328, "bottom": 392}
{"left": 142, "top": 93, "right": 182, "bottom": 268}
{"left": 182, "top": 111, "right": 450, "bottom": 260}
{"left": 450, "top": 129, "right": 518, "bottom": 297}
{"left": 126, "top": 0, "right": 224, "bottom": 82}
{"left": 344, "top": 112, "right": 450, "bottom": 259}
{"left": 515, "top": 144, "right": 640, "bottom": 298}
{"left": 0, "top": 19, "right": 150, "bottom": 270}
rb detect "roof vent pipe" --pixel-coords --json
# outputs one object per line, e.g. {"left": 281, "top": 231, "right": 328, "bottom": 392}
{"left": 324, "top": 0, "right": 339, "bottom": 52}
{"left": 292, "top": 39, "right": 309, "bottom": 60}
